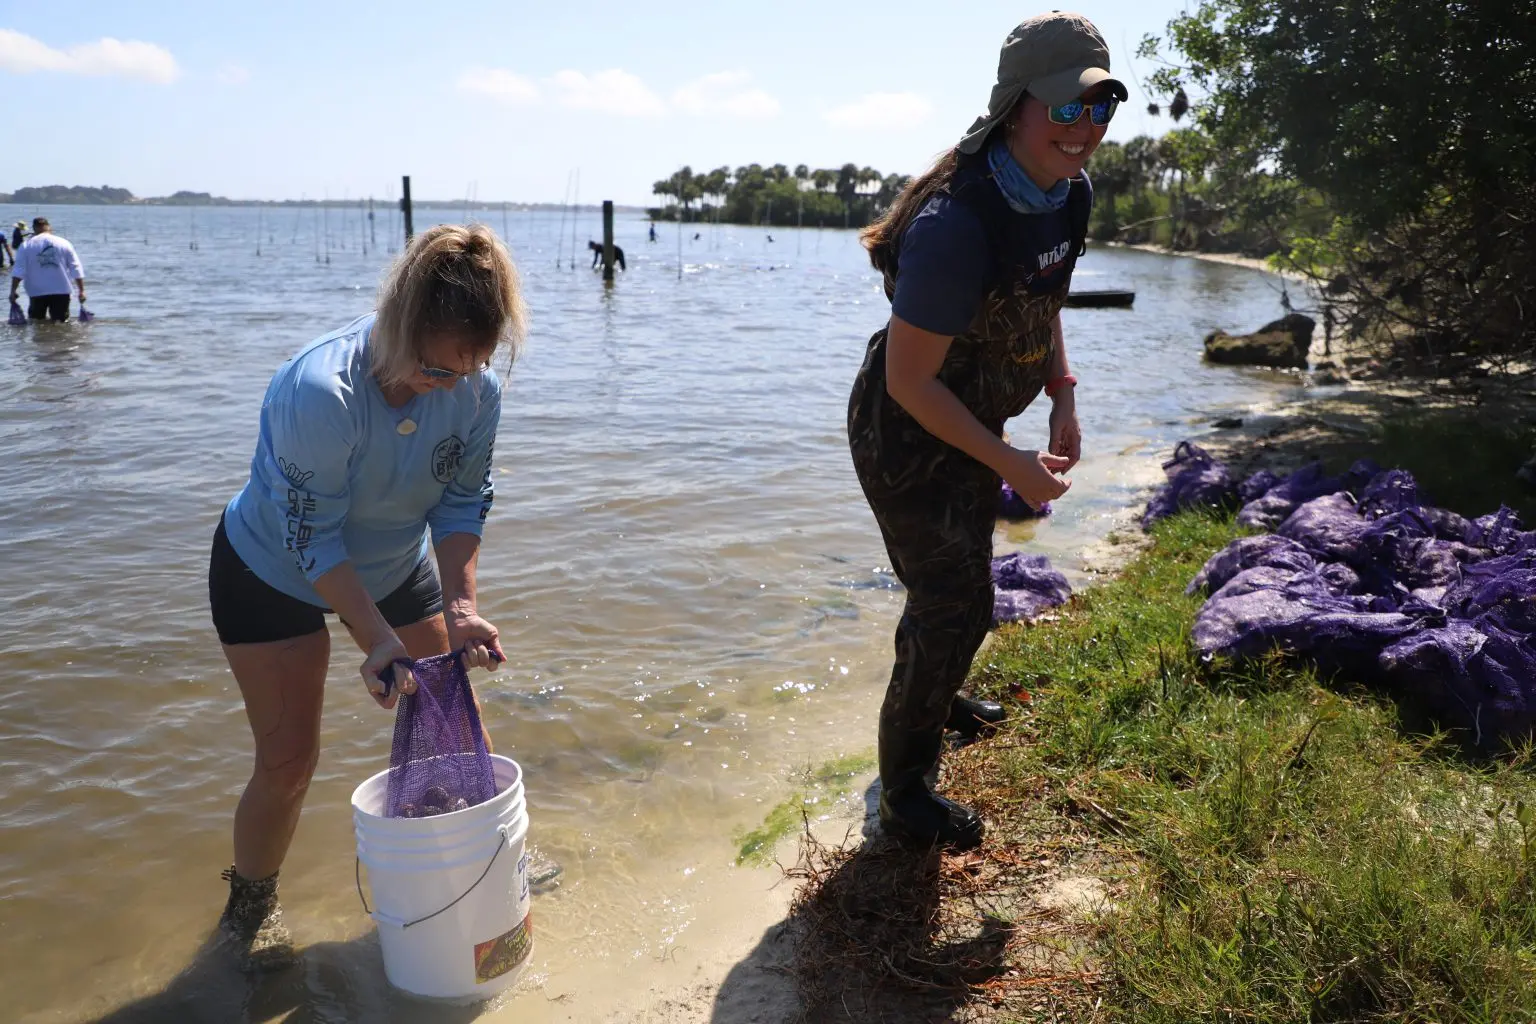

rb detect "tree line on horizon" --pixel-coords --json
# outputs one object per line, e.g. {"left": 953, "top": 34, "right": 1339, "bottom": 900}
{"left": 650, "top": 163, "right": 912, "bottom": 229}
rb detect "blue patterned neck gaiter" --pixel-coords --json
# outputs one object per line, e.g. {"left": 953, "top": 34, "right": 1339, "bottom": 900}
{"left": 987, "top": 134, "right": 1070, "bottom": 214}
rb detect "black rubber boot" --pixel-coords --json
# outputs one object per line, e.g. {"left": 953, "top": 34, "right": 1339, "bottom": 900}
{"left": 219, "top": 866, "right": 297, "bottom": 971}
{"left": 946, "top": 694, "right": 1007, "bottom": 739}
{"left": 877, "top": 720, "right": 984, "bottom": 851}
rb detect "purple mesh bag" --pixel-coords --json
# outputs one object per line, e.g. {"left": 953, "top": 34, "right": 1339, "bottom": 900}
{"left": 384, "top": 653, "right": 499, "bottom": 819}
{"left": 1423, "top": 506, "right": 1473, "bottom": 543}
{"left": 1276, "top": 493, "right": 1370, "bottom": 564}
{"left": 991, "top": 552, "right": 1072, "bottom": 626}
{"left": 1238, "top": 469, "right": 1283, "bottom": 504}
{"left": 999, "top": 481, "right": 1051, "bottom": 520}
{"left": 1356, "top": 469, "right": 1420, "bottom": 520}
{"left": 1235, "top": 459, "right": 1383, "bottom": 531}
{"left": 1380, "top": 615, "right": 1536, "bottom": 740}
{"left": 1351, "top": 508, "right": 1486, "bottom": 589}
{"left": 1467, "top": 507, "right": 1528, "bottom": 555}
{"left": 1141, "top": 441, "right": 1237, "bottom": 526}
{"left": 1442, "top": 553, "right": 1536, "bottom": 631}
{"left": 1237, "top": 461, "right": 1329, "bottom": 530}
{"left": 1192, "top": 567, "right": 1425, "bottom": 676}
{"left": 1186, "top": 534, "right": 1316, "bottom": 596}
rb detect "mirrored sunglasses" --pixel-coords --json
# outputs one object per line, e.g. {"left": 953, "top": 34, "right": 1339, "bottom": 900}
{"left": 1047, "top": 97, "right": 1119, "bottom": 127}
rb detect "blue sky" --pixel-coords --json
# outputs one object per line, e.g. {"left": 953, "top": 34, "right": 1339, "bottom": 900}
{"left": 1, "top": 1, "right": 1189, "bottom": 205}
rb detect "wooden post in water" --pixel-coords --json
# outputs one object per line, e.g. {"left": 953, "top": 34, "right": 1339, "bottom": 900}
{"left": 401, "top": 175, "right": 415, "bottom": 245}
{"left": 601, "top": 200, "right": 615, "bottom": 283}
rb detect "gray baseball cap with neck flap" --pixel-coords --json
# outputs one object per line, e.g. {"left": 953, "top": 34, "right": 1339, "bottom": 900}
{"left": 957, "top": 11, "right": 1129, "bottom": 155}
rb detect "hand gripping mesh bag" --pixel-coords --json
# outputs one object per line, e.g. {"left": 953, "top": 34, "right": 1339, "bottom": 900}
{"left": 384, "top": 653, "right": 498, "bottom": 819}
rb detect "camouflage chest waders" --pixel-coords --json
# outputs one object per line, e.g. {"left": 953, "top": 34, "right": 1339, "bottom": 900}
{"left": 848, "top": 167, "right": 1088, "bottom": 846}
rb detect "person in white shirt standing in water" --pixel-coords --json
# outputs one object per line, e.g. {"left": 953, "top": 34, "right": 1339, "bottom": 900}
{"left": 10, "top": 216, "right": 86, "bottom": 322}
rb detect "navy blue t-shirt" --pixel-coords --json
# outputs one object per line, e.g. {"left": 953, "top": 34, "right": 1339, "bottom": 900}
{"left": 890, "top": 179, "right": 1084, "bottom": 337}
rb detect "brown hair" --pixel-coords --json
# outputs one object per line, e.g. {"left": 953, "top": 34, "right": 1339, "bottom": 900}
{"left": 861, "top": 149, "right": 964, "bottom": 280}
{"left": 371, "top": 223, "right": 528, "bottom": 386}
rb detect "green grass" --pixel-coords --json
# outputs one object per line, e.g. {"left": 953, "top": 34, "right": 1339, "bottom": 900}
{"left": 969, "top": 511, "right": 1536, "bottom": 1023}
{"left": 736, "top": 752, "right": 876, "bottom": 865}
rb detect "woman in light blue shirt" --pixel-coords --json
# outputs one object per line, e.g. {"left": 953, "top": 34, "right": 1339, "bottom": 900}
{"left": 207, "top": 223, "right": 527, "bottom": 968}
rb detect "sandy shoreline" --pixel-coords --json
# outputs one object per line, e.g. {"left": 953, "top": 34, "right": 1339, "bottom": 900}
{"left": 1102, "top": 240, "right": 1306, "bottom": 280}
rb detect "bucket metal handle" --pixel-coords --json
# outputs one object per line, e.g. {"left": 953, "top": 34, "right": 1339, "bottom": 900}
{"left": 357, "top": 823, "right": 512, "bottom": 930}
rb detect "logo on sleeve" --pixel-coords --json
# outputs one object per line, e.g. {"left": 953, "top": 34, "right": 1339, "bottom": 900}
{"left": 432, "top": 435, "right": 466, "bottom": 483}
{"left": 277, "top": 457, "right": 314, "bottom": 488}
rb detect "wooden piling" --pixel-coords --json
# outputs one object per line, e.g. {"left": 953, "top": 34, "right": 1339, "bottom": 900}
{"left": 601, "top": 200, "right": 615, "bottom": 282}
{"left": 401, "top": 175, "right": 414, "bottom": 244}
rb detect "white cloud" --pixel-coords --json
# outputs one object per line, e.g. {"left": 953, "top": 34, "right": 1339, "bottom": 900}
{"left": 823, "top": 91, "right": 934, "bottom": 130}
{"left": 671, "top": 71, "right": 780, "bottom": 118}
{"left": 457, "top": 67, "right": 539, "bottom": 105}
{"left": 0, "top": 29, "right": 178, "bottom": 83}
{"left": 547, "top": 68, "right": 665, "bottom": 117}
{"left": 216, "top": 63, "right": 250, "bottom": 85}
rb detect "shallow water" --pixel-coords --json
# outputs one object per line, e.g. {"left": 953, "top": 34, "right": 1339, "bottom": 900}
{"left": 0, "top": 203, "right": 1306, "bottom": 1020}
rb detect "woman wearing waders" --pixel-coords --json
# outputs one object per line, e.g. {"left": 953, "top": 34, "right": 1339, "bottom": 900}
{"left": 850, "top": 11, "right": 1124, "bottom": 850}
{"left": 207, "top": 224, "right": 526, "bottom": 967}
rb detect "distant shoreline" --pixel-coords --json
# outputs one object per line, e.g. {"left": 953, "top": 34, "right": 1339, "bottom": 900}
{"left": 1102, "top": 240, "right": 1305, "bottom": 280}
{"left": 0, "top": 186, "right": 645, "bottom": 212}
{"left": 0, "top": 199, "right": 648, "bottom": 212}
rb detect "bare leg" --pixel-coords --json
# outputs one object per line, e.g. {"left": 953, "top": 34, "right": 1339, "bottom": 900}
{"left": 225, "top": 629, "right": 330, "bottom": 880}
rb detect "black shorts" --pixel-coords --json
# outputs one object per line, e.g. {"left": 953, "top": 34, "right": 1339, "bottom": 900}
{"left": 208, "top": 516, "right": 444, "bottom": 646}
{"left": 28, "top": 294, "right": 69, "bottom": 322}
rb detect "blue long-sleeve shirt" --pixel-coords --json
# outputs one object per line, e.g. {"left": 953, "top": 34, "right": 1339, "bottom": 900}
{"left": 223, "top": 313, "right": 501, "bottom": 608}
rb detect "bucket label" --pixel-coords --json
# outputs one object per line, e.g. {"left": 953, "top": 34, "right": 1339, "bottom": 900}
{"left": 475, "top": 913, "right": 533, "bottom": 984}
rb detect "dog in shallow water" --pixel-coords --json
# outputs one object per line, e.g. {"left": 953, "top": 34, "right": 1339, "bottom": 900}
{"left": 588, "top": 240, "right": 626, "bottom": 272}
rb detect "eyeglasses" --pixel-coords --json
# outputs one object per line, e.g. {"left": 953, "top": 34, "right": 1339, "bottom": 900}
{"left": 419, "top": 360, "right": 487, "bottom": 381}
{"left": 1047, "top": 96, "right": 1119, "bottom": 127}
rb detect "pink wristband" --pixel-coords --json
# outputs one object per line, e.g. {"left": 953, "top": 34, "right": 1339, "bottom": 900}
{"left": 1045, "top": 373, "right": 1077, "bottom": 398}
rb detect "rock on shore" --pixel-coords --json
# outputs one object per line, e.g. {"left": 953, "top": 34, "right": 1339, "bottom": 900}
{"left": 1204, "top": 313, "right": 1315, "bottom": 369}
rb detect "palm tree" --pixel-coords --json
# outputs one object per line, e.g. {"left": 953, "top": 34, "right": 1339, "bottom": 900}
{"left": 875, "top": 172, "right": 908, "bottom": 213}
{"left": 835, "top": 164, "right": 859, "bottom": 227}
{"left": 1157, "top": 130, "right": 1212, "bottom": 247}
{"left": 652, "top": 177, "right": 676, "bottom": 219}
{"left": 835, "top": 164, "right": 858, "bottom": 206}
{"left": 704, "top": 167, "right": 730, "bottom": 218}
{"left": 1086, "top": 141, "right": 1132, "bottom": 237}
{"left": 666, "top": 166, "right": 704, "bottom": 221}
{"left": 1124, "top": 135, "right": 1159, "bottom": 191}
{"left": 811, "top": 168, "right": 835, "bottom": 194}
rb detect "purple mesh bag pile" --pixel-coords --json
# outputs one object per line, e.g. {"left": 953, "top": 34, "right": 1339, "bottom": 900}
{"left": 384, "top": 652, "right": 499, "bottom": 818}
{"left": 1180, "top": 449, "right": 1536, "bottom": 742}
{"left": 991, "top": 552, "right": 1072, "bottom": 627}
{"left": 1141, "top": 442, "right": 1238, "bottom": 526}
{"left": 1235, "top": 458, "right": 1382, "bottom": 531}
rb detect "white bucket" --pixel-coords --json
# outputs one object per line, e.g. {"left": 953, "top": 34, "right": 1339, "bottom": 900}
{"left": 352, "top": 754, "right": 533, "bottom": 1001}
